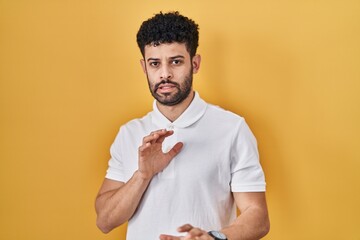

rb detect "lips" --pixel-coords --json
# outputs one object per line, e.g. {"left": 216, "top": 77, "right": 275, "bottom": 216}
{"left": 154, "top": 80, "right": 179, "bottom": 93}
{"left": 157, "top": 83, "right": 176, "bottom": 93}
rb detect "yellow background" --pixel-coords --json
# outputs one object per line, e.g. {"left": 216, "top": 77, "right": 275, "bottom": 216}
{"left": 1, "top": 1, "right": 359, "bottom": 239}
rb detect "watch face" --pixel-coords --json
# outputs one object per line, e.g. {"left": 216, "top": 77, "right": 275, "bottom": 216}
{"left": 209, "top": 231, "right": 227, "bottom": 239}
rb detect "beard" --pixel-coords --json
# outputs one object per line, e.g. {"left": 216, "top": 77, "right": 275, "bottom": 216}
{"left": 147, "top": 69, "right": 193, "bottom": 106}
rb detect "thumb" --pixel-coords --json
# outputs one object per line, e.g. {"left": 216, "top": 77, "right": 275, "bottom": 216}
{"left": 166, "top": 142, "right": 183, "bottom": 159}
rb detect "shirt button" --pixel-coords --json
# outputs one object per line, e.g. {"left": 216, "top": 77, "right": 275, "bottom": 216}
{"left": 168, "top": 125, "right": 174, "bottom": 130}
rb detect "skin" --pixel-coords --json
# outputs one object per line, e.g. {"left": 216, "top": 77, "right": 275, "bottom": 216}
{"left": 95, "top": 42, "right": 270, "bottom": 239}
{"left": 144, "top": 43, "right": 194, "bottom": 107}
{"left": 140, "top": 42, "right": 201, "bottom": 122}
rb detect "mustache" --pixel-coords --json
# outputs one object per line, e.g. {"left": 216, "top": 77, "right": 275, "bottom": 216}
{"left": 154, "top": 80, "right": 180, "bottom": 91}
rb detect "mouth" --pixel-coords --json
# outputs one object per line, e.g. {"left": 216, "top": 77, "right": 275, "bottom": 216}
{"left": 155, "top": 81, "right": 179, "bottom": 94}
{"left": 157, "top": 85, "right": 176, "bottom": 94}
{"left": 159, "top": 83, "right": 175, "bottom": 90}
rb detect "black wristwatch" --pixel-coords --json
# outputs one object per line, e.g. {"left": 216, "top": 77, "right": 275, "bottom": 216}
{"left": 208, "top": 230, "right": 228, "bottom": 240}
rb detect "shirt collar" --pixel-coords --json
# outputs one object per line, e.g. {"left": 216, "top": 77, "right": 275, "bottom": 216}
{"left": 151, "top": 92, "right": 207, "bottom": 129}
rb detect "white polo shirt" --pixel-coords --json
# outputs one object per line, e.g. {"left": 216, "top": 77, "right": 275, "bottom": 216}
{"left": 106, "top": 92, "right": 266, "bottom": 240}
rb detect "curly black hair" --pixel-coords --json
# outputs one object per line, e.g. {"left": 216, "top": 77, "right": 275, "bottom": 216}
{"left": 136, "top": 11, "right": 199, "bottom": 57}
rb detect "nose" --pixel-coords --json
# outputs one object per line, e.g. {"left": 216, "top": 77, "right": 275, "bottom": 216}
{"left": 160, "top": 64, "right": 173, "bottom": 80}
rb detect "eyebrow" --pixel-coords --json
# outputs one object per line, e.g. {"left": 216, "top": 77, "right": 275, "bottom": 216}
{"left": 146, "top": 55, "right": 185, "bottom": 62}
{"left": 170, "top": 55, "right": 185, "bottom": 60}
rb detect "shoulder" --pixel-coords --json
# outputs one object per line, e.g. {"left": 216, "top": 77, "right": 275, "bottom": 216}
{"left": 205, "top": 103, "right": 245, "bottom": 125}
{"left": 117, "top": 111, "right": 153, "bottom": 137}
{"left": 124, "top": 111, "right": 152, "bottom": 128}
{"left": 204, "top": 103, "right": 258, "bottom": 144}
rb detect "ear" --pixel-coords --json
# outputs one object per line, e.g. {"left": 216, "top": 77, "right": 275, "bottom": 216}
{"left": 140, "top": 59, "right": 147, "bottom": 74}
{"left": 192, "top": 54, "right": 201, "bottom": 74}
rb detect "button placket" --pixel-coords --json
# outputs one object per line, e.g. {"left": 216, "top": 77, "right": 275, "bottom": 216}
{"left": 159, "top": 125, "right": 177, "bottom": 179}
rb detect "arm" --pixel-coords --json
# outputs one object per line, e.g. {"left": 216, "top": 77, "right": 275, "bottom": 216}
{"left": 160, "top": 192, "right": 269, "bottom": 240}
{"left": 95, "top": 173, "right": 150, "bottom": 233}
{"left": 95, "top": 129, "right": 183, "bottom": 233}
{"left": 221, "top": 192, "right": 270, "bottom": 240}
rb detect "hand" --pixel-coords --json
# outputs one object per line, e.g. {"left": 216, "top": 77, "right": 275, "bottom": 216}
{"left": 160, "top": 224, "right": 213, "bottom": 240}
{"left": 138, "top": 129, "right": 183, "bottom": 180}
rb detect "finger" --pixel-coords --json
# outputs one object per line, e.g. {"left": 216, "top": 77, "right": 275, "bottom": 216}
{"left": 143, "top": 129, "right": 170, "bottom": 144}
{"left": 140, "top": 132, "right": 179, "bottom": 156}
{"left": 150, "top": 129, "right": 168, "bottom": 136}
{"left": 138, "top": 142, "right": 151, "bottom": 154}
{"left": 155, "top": 130, "right": 174, "bottom": 144}
{"left": 159, "top": 235, "right": 169, "bottom": 240}
{"left": 177, "top": 224, "right": 194, "bottom": 232}
{"left": 186, "top": 228, "right": 205, "bottom": 237}
{"left": 159, "top": 234, "right": 183, "bottom": 240}
{"left": 165, "top": 142, "right": 183, "bottom": 159}
{"left": 142, "top": 133, "right": 160, "bottom": 144}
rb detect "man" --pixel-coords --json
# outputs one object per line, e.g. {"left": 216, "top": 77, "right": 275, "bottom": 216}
{"left": 95, "top": 11, "right": 270, "bottom": 240}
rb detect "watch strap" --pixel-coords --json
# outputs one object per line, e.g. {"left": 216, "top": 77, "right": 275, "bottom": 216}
{"left": 208, "top": 230, "right": 228, "bottom": 240}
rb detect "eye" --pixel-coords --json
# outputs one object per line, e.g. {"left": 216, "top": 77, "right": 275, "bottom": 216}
{"left": 172, "top": 59, "right": 182, "bottom": 65}
{"left": 149, "top": 61, "right": 160, "bottom": 67}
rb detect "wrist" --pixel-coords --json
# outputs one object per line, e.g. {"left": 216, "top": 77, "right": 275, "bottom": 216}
{"left": 135, "top": 170, "right": 153, "bottom": 181}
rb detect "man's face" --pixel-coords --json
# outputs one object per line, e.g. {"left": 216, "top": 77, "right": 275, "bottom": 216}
{"left": 140, "top": 42, "right": 200, "bottom": 106}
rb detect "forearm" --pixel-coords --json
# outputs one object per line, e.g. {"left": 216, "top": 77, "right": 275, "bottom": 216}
{"left": 221, "top": 206, "right": 270, "bottom": 240}
{"left": 95, "top": 171, "right": 151, "bottom": 233}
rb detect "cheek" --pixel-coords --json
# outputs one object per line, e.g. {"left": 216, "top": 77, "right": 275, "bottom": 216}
{"left": 146, "top": 69, "right": 159, "bottom": 81}
{"left": 145, "top": 71, "right": 155, "bottom": 82}
{"left": 175, "top": 67, "right": 189, "bottom": 78}
{"left": 146, "top": 73, "right": 158, "bottom": 90}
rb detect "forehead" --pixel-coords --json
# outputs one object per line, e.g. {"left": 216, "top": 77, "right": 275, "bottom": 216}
{"left": 144, "top": 42, "right": 190, "bottom": 59}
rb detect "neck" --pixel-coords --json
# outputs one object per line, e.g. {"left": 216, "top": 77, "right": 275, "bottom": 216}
{"left": 156, "top": 91, "right": 195, "bottom": 122}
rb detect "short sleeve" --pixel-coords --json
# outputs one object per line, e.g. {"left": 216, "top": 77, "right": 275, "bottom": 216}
{"left": 230, "top": 119, "right": 266, "bottom": 192}
{"left": 105, "top": 127, "right": 128, "bottom": 182}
